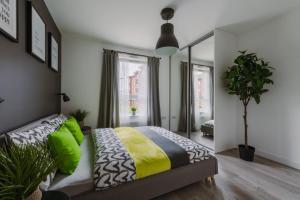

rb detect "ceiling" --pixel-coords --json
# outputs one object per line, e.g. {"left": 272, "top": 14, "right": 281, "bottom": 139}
{"left": 45, "top": 0, "right": 300, "bottom": 51}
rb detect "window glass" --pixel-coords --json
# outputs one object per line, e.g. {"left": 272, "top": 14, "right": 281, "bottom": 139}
{"left": 118, "top": 53, "right": 148, "bottom": 126}
{"left": 193, "top": 65, "right": 212, "bottom": 129}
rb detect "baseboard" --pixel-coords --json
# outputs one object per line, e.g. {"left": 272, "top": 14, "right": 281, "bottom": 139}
{"left": 255, "top": 149, "right": 300, "bottom": 170}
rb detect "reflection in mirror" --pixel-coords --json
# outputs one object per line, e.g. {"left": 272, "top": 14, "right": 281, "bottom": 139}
{"left": 170, "top": 48, "right": 188, "bottom": 136}
{"left": 170, "top": 36, "right": 215, "bottom": 151}
{"left": 190, "top": 36, "right": 214, "bottom": 150}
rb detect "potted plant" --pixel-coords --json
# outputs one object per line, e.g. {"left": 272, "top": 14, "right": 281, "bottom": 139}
{"left": 131, "top": 106, "right": 137, "bottom": 116}
{"left": 69, "top": 109, "right": 89, "bottom": 128}
{"left": 224, "top": 51, "right": 274, "bottom": 161}
{"left": 0, "top": 142, "right": 56, "bottom": 200}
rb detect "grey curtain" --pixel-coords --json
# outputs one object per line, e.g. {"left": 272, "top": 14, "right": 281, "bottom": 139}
{"left": 210, "top": 67, "right": 214, "bottom": 119}
{"left": 178, "top": 62, "right": 196, "bottom": 132}
{"left": 98, "top": 50, "right": 120, "bottom": 128}
{"left": 147, "top": 57, "right": 162, "bottom": 126}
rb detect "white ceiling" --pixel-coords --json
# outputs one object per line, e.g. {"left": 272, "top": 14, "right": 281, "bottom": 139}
{"left": 45, "top": 0, "right": 300, "bottom": 51}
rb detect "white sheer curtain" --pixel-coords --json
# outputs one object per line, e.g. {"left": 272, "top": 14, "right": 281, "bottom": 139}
{"left": 118, "top": 53, "right": 148, "bottom": 127}
{"left": 193, "top": 65, "right": 212, "bottom": 130}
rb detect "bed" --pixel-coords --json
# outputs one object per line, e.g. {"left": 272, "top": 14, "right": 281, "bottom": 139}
{"left": 201, "top": 120, "right": 214, "bottom": 137}
{"left": 5, "top": 114, "right": 218, "bottom": 200}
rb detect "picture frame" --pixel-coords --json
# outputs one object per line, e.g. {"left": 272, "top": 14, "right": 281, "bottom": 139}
{"left": 48, "top": 32, "right": 59, "bottom": 72}
{"left": 26, "top": 2, "right": 46, "bottom": 62}
{"left": 0, "top": 0, "right": 18, "bottom": 42}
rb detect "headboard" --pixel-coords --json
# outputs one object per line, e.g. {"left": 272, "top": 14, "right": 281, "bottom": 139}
{"left": 0, "top": 0, "right": 61, "bottom": 135}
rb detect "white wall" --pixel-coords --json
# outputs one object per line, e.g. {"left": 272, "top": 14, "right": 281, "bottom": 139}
{"left": 236, "top": 7, "right": 300, "bottom": 169}
{"left": 61, "top": 32, "right": 169, "bottom": 129}
{"left": 214, "top": 29, "right": 239, "bottom": 153}
{"left": 170, "top": 54, "right": 183, "bottom": 132}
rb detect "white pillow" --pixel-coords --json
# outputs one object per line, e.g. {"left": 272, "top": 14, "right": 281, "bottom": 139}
{"left": 6, "top": 123, "right": 55, "bottom": 145}
{"left": 204, "top": 120, "right": 214, "bottom": 126}
{"left": 42, "top": 114, "right": 68, "bottom": 130}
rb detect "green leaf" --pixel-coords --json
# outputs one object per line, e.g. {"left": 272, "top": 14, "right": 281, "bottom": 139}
{"left": 254, "top": 95, "right": 260, "bottom": 104}
{"left": 223, "top": 50, "right": 274, "bottom": 103}
{"left": 0, "top": 142, "right": 57, "bottom": 199}
{"left": 69, "top": 109, "right": 89, "bottom": 122}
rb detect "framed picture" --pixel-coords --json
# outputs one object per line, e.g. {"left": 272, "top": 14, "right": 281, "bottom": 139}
{"left": 48, "top": 33, "right": 59, "bottom": 72}
{"left": 27, "top": 2, "right": 46, "bottom": 62}
{"left": 0, "top": 0, "right": 18, "bottom": 42}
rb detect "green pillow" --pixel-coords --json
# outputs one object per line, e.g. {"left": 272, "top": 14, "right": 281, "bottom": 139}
{"left": 64, "top": 117, "right": 84, "bottom": 145}
{"left": 48, "top": 125, "right": 81, "bottom": 174}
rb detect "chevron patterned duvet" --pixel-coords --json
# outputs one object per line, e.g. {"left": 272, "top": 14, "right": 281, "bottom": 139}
{"left": 92, "top": 126, "right": 213, "bottom": 191}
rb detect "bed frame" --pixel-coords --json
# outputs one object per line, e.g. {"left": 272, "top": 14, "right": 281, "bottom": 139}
{"left": 4, "top": 115, "right": 218, "bottom": 200}
{"left": 72, "top": 157, "right": 218, "bottom": 200}
{"left": 201, "top": 124, "right": 214, "bottom": 136}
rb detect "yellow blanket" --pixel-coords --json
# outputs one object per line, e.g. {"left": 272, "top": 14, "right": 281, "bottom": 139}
{"left": 115, "top": 127, "right": 171, "bottom": 179}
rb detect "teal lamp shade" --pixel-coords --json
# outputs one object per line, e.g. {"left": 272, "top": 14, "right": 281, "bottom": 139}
{"left": 156, "top": 23, "right": 179, "bottom": 56}
{"left": 156, "top": 46, "right": 178, "bottom": 56}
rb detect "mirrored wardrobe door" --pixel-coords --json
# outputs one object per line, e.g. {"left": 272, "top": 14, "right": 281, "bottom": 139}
{"left": 190, "top": 36, "right": 215, "bottom": 150}
{"left": 170, "top": 48, "right": 189, "bottom": 137}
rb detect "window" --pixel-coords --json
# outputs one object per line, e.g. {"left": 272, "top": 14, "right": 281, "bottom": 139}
{"left": 193, "top": 65, "right": 212, "bottom": 128}
{"left": 118, "top": 53, "right": 148, "bottom": 126}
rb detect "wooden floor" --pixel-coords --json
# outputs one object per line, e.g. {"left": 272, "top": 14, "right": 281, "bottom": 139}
{"left": 177, "top": 132, "right": 214, "bottom": 150}
{"left": 190, "top": 131, "right": 214, "bottom": 150}
{"left": 154, "top": 149, "right": 300, "bottom": 200}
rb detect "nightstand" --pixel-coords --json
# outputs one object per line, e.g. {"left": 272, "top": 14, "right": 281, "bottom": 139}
{"left": 82, "top": 126, "right": 92, "bottom": 135}
{"left": 42, "top": 191, "right": 69, "bottom": 200}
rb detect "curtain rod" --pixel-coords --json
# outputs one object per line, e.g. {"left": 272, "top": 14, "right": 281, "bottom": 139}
{"left": 182, "top": 61, "right": 214, "bottom": 68}
{"left": 193, "top": 63, "right": 214, "bottom": 68}
{"left": 103, "top": 49, "right": 161, "bottom": 60}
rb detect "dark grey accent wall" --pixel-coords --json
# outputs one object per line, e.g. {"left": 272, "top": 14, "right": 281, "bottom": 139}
{"left": 0, "top": 0, "right": 61, "bottom": 134}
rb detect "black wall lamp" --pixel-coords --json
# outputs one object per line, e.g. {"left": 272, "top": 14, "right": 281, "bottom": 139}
{"left": 57, "top": 93, "right": 70, "bottom": 102}
{"left": 0, "top": 97, "right": 4, "bottom": 103}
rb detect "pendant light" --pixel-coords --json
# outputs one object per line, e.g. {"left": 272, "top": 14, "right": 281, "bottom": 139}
{"left": 156, "top": 8, "right": 179, "bottom": 56}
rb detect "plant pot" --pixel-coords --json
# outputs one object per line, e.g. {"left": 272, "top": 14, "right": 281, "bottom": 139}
{"left": 238, "top": 144, "right": 255, "bottom": 161}
{"left": 25, "top": 187, "right": 42, "bottom": 200}
{"left": 132, "top": 112, "right": 136, "bottom": 116}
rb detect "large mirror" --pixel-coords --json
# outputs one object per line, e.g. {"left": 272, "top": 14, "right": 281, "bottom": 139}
{"left": 170, "top": 34, "right": 215, "bottom": 151}
{"left": 190, "top": 36, "right": 215, "bottom": 150}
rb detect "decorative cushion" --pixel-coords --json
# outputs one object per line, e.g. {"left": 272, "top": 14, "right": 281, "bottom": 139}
{"left": 48, "top": 125, "right": 81, "bottom": 174}
{"left": 5, "top": 114, "right": 68, "bottom": 190}
{"left": 6, "top": 121, "right": 59, "bottom": 191}
{"left": 6, "top": 114, "right": 68, "bottom": 145}
{"left": 6, "top": 123, "right": 56, "bottom": 145}
{"left": 42, "top": 114, "right": 68, "bottom": 130}
{"left": 63, "top": 117, "right": 84, "bottom": 145}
